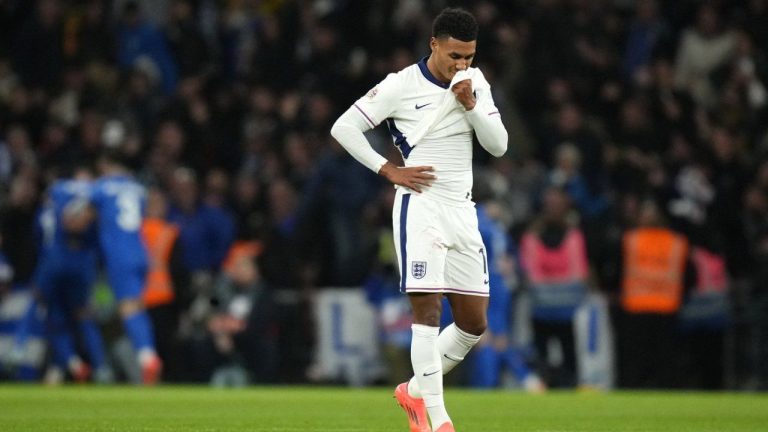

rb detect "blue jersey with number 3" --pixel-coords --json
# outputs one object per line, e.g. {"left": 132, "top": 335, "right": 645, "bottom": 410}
{"left": 90, "top": 175, "right": 148, "bottom": 269}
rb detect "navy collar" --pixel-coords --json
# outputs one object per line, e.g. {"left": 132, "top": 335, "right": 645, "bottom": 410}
{"left": 418, "top": 56, "right": 449, "bottom": 89}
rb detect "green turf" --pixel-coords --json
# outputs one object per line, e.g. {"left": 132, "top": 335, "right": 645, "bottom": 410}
{"left": 1, "top": 385, "right": 766, "bottom": 431}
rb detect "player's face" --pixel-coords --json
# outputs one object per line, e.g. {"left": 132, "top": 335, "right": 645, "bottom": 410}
{"left": 430, "top": 36, "right": 476, "bottom": 82}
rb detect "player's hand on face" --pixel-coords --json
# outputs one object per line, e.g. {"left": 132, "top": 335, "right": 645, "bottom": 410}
{"left": 379, "top": 163, "right": 436, "bottom": 193}
{"left": 452, "top": 80, "right": 476, "bottom": 111}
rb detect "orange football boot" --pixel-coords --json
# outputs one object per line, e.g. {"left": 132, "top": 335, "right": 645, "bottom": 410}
{"left": 394, "top": 382, "right": 430, "bottom": 432}
{"left": 141, "top": 354, "right": 163, "bottom": 385}
{"left": 70, "top": 361, "right": 92, "bottom": 383}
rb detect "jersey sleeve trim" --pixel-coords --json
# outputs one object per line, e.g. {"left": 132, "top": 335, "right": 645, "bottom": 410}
{"left": 353, "top": 103, "right": 377, "bottom": 128}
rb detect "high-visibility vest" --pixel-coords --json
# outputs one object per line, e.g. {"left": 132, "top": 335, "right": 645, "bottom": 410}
{"left": 141, "top": 218, "right": 179, "bottom": 308}
{"left": 521, "top": 227, "right": 589, "bottom": 320}
{"left": 621, "top": 228, "right": 688, "bottom": 314}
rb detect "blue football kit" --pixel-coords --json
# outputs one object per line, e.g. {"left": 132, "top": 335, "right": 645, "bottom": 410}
{"left": 33, "top": 179, "right": 106, "bottom": 373}
{"left": 88, "top": 174, "right": 155, "bottom": 354}
{"left": 469, "top": 204, "right": 536, "bottom": 388}
{"left": 35, "top": 179, "right": 99, "bottom": 308}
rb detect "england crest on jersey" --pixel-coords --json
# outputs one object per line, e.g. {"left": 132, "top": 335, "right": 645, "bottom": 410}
{"left": 411, "top": 261, "right": 427, "bottom": 279}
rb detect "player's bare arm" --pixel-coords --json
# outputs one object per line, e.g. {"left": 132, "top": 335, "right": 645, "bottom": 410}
{"left": 378, "top": 162, "right": 436, "bottom": 193}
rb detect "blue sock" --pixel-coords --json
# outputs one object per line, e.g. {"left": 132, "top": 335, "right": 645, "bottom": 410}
{"left": 48, "top": 308, "right": 77, "bottom": 369}
{"left": 79, "top": 319, "right": 107, "bottom": 369}
{"left": 50, "top": 332, "right": 77, "bottom": 370}
{"left": 470, "top": 345, "right": 500, "bottom": 388}
{"left": 122, "top": 311, "right": 155, "bottom": 352}
{"left": 502, "top": 346, "right": 533, "bottom": 382}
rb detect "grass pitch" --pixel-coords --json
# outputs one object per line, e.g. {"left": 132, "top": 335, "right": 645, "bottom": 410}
{"left": 1, "top": 385, "right": 766, "bottom": 431}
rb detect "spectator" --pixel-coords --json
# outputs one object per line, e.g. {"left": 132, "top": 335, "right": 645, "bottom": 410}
{"left": 64, "top": 0, "right": 115, "bottom": 65}
{"left": 678, "top": 239, "right": 730, "bottom": 389}
{"left": 674, "top": 3, "right": 737, "bottom": 108}
{"left": 0, "top": 125, "right": 36, "bottom": 184}
{"left": 707, "top": 126, "right": 749, "bottom": 276}
{"left": 117, "top": 1, "right": 178, "bottom": 94}
{"left": 164, "top": 0, "right": 211, "bottom": 78}
{"left": 186, "top": 247, "right": 276, "bottom": 385}
{"left": 258, "top": 178, "right": 310, "bottom": 381}
{"left": 1, "top": 174, "right": 40, "bottom": 284}
{"left": 167, "top": 167, "right": 235, "bottom": 275}
{"left": 615, "top": 199, "right": 692, "bottom": 388}
{"left": 546, "top": 143, "right": 608, "bottom": 220}
{"left": 622, "top": 0, "right": 671, "bottom": 83}
{"left": 12, "top": 0, "right": 63, "bottom": 91}
{"left": 295, "top": 140, "right": 382, "bottom": 288}
{"left": 520, "top": 186, "right": 589, "bottom": 388}
{"left": 540, "top": 103, "right": 606, "bottom": 195}
{"left": 645, "top": 57, "right": 697, "bottom": 144}
{"left": 725, "top": 29, "right": 768, "bottom": 139}
{"left": 231, "top": 173, "right": 264, "bottom": 241}
{"left": 141, "top": 187, "right": 186, "bottom": 381}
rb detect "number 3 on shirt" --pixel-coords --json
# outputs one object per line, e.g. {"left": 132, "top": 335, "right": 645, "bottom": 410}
{"left": 117, "top": 191, "right": 141, "bottom": 231}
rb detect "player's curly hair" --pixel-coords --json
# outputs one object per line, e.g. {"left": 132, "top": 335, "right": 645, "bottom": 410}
{"left": 432, "top": 7, "right": 478, "bottom": 42}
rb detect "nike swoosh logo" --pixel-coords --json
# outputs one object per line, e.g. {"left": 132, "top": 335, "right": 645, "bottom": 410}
{"left": 415, "top": 103, "right": 432, "bottom": 110}
{"left": 443, "top": 353, "right": 461, "bottom": 362}
{"left": 483, "top": 280, "right": 489, "bottom": 284}
{"left": 423, "top": 370, "right": 440, "bottom": 377}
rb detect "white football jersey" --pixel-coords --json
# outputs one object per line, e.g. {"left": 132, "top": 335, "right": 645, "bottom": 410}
{"left": 352, "top": 57, "right": 503, "bottom": 206}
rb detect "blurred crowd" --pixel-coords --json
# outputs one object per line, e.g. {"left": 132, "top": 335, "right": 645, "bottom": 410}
{"left": 1, "top": 0, "right": 768, "bottom": 390}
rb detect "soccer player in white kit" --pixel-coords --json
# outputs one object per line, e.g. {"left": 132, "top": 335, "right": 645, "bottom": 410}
{"left": 331, "top": 8, "right": 507, "bottom": 432}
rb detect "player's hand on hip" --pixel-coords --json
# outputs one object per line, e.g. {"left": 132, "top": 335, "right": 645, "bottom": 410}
{"left": 452, "top": 80, "right": 476, "bottom": 111}
{"left": 379, "top": 162, "right": 436, "bottom": 193}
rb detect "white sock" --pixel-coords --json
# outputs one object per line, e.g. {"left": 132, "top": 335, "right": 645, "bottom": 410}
{"left": 438, "top": 323, "right": 481, "bottom": 374}
{"left": 408, "top": 323, "right": 482, "bottom": 398}
{"left": 410, "top": 324, "right": 451, "bottom": 429}
{"left": 68, "top": 356, "right": 84, "bottom": 373}
{"left": 138, "top": 348, "right": 157, "bottom": 366}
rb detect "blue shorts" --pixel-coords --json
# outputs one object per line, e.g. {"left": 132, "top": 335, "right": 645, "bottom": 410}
{"left": 36, "top": 250, "right": 97, "bottom": 311}
{"left": 105, "top": 259, "right": 147, "bottom": 302}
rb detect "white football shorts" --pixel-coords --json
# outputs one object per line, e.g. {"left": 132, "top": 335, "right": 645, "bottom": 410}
{"left": 392, "top": 190, "right": 489, "bottom": 296}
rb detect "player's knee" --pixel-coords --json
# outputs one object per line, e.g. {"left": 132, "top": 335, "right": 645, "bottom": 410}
{"left": 413, "top": 311, "right": 442, "bottom": 327}
{"left": 118, "top": 298, "right": 144, "bottom": 317}
{"left": 409, "top": 294, "right": 443, "bottom": 327}
{"left": 457, "top": 319, "right": 487, "bottom": 337}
